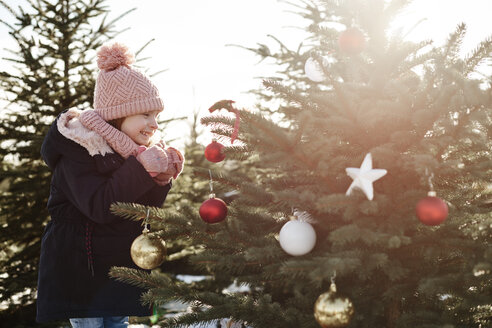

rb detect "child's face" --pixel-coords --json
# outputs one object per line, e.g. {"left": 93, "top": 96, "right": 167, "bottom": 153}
{"left": 120, "top": 110, "right": 160, "bottom": 145}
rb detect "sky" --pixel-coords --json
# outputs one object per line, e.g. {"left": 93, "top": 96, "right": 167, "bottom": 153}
{"left": 1, "top": 0, "right": 491, "bottom": 147}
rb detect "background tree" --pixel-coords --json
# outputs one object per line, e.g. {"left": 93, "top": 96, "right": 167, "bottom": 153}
{"left": 0, "top": 0, "right": 134, "bottom": 325}
{"left": 110, "top": 0, "right": 492, "bottom": 327}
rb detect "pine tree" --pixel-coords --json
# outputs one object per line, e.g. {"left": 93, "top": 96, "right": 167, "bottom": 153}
{"left": 110, "top": 0, "right": 492, "bottom": 327}
{"left": 0, "top": 0, "right": 133, "bottom": 324}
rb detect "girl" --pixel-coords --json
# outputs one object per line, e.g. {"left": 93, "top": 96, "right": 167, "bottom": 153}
{"left": 36, "top": 43, "right": 184, "bottom": 328}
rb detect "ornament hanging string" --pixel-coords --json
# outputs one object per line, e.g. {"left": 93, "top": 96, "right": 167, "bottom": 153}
{"left": 208, "top": 169, "right": 215, "bottom": 197}
{"left": 425, "top": 168, "right": 436, "bottom": 197}
{"left": 329, "top": 271, "right": 338, "bottom": 293}
{"left": 425, "top": 168, "right": 434, "bottom": 191}
{"left": 208, "top": 99, "right": 240, "bottom": 144}
{"left": 143, "top": 208, "right": 150, "bottom": 233}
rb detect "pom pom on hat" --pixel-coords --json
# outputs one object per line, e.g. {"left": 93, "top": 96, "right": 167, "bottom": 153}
{"left": 97, "top": 42, "right": 135, "bottom": 71}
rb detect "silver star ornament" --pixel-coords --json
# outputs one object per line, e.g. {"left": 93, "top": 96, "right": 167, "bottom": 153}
{"left": 345, "top": 153, "right": 387, "bottom": 201}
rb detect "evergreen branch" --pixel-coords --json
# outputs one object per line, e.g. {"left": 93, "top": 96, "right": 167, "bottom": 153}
{"left": 101, "top": 7, "right": 136, "bottom": 32}
{"left": 223, "top": 144, "right": 252, "bottom": 160}
{"left": 395, "top": 40, "right": 434, "bottom": 72}
{"left": 225, "top": 43, "right": 272, "bottom": 63}
{"left": 383, "top": 0, "right": 412, "bottom": 22}
{"left": 109, "top": 202, "right": 148, "bottom": 221}
{"left": 0, "top": 0, "right": 16, "bottom": 16}
{"left": 167, "top": 246, "right": 204, "bottom": 261}
{"left": 149, "top": 68, "right": 170, "bottom": 77}
{"left": 443, "top": 23, "right": 467, "bottom": 62}
{"left": 108, "top": 268, "right": 186, "bottom": 299}
{"left": 464, "top": 36, "right": 492, "bottom": 75}
{"left": 109, "top": 266, "right": 160, "bottom": 289}
{"left": 159, "top": 116, "right": 188, "bottom": 124}
{"left": 266, "top": 34, "right": 292, "bottom": 55}
{"left": 110, "top": 202, "right": 168, "bottom": 223}
{"left": 192, "top": 167, "right": 242, "bottom": 191}
{"left": 135, "top": 38, "right": 155, "bottom": 58}
{"left": 262, "top": 79, "right": 319, "bottom": 112}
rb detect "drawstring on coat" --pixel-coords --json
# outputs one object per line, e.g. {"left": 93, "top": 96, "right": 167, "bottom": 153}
{"left": 85, "top": 220, "right": 95, "bottom": 277}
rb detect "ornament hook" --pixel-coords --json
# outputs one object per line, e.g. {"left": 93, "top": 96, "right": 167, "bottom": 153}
{"left": 143, "top": 208, "right": 150, "bottom": 233}
{"left": 288, "top": 207, "right": 297, "bottom": 221}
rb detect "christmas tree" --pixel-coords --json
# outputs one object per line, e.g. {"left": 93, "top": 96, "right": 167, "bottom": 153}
{"left": 0, "top": 0, "right": 134, "bottom": 324}
{"left": 110, "top": 0, "right": 492, "bottom": 327}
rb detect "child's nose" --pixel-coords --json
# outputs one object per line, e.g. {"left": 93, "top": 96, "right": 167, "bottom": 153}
{"left": 149, "top": 117, "right": 158, "bottom": 129}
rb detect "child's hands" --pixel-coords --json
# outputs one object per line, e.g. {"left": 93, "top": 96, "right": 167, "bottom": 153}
{"left": 136, "top": 145, "right": 169, "bottom": 176}
{"left": 166, "top": 147, "right": 184, "bottom": 179}
{"left": 153, "top": 171, "right": 173, "bottom": 185}
{"left": 152, "top": 147, "right": 184, "bottom": 185}
{"left": 137, "top": 142, "right": 185, "bottom": 184}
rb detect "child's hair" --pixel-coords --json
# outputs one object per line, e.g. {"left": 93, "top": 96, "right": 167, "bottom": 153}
{"left": 108, "top": 118, "right": 124, "bottom": 130}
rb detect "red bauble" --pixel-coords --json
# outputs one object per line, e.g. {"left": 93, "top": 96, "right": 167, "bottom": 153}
{"left": 199, "top": 196, "right": 228, "bottom": 223}
{"left": 338, "top": 28, "right": 365, "bottom": 55}
{"left": 204, "top": 140, "right": 225, "bottom": 163}
{"left": 416, "top": 192, "right": 449, "bottom": 226}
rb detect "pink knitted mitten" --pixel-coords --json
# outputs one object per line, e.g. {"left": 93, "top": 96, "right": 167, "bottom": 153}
{"left": 136, "top": 145, "right": 169, "bottom": 175}
{"left": 151, "top": 146, "right": 185, "bottom": 185}
{"left": 166, "top": 147, "right": 185, "bottom": 179}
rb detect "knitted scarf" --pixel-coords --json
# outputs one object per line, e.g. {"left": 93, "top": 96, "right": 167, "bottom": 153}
{"left": 78, "top": 109, "right": 140, "bottom": 158}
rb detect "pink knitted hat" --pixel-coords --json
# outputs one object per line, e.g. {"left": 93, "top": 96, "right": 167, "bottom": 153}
{"left": 93, "top": 43, "right": 164, "bottom": 120}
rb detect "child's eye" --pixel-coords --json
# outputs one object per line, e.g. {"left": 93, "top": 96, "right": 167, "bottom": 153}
{"left": 142, "top": 113, "right": 149, "bottom": 118}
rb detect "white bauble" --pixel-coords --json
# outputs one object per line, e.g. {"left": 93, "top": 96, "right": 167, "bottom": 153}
{"left": 304, "top": 57, "right": 327, "bottom": 82}
{"left": 279, "top": 220, "right": 316, "bottom": 256}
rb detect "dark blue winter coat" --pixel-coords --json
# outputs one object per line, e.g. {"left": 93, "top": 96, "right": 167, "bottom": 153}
{"left": 36, "top": 110, "right": 171, "bottom": 322}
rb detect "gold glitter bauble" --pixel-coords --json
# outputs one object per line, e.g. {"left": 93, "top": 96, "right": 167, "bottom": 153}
{"left": 130, "top": 232, "right": 166, "bottom": 270}
{"left": 314, "top": 282, "right": 354, "bottom": 328}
